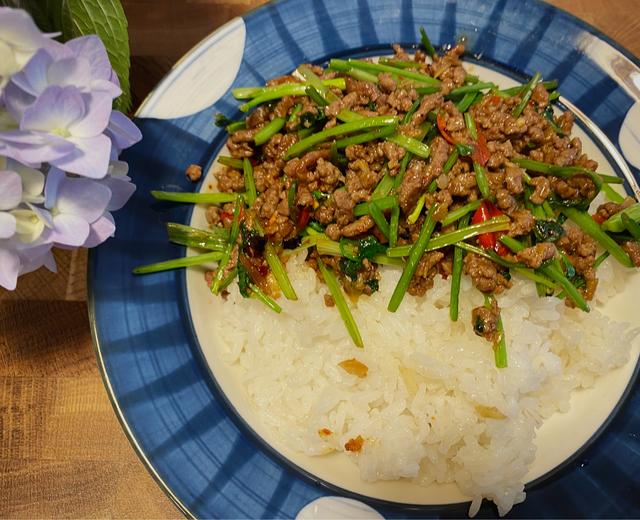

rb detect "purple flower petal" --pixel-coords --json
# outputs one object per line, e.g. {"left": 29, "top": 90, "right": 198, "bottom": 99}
{"left": 48, "top": 213, "right": 90, "bottom": 246}
{"left": 69, "top": 92, "right": 111, "bottom": 138}
{"left": 106, "top": 111, "right": 142, "bottom": 152}
{"left": 17, "top": 242, "right": 55, "bottom": 275}
{"left": 66, "top": 36, "right": 112, "bottom": 82}
{"left": 0, "top": 245, "right": 20, "bottom": 290}
{"left": 0, "top": 169, "right": 21, "bottom": 209}
{"left": 102, "top": 174, "right": 136, "bottom": 211}
{"left": 52, "top": 133, "right": 111, "bottom": 178}
{"left": 0, "top": 130, "right": 74, "bottom": 166}
{"left": 9, "top": 48, "right": 52, "bottom": 95}
{"left": 0, "top": 211, "right": 16, "bottom": 238}
{"left": 20, "top": 85, "right": 86, "bottom": 132}
{"left": 57, "top": 177, "right": 111, "bottom": 223}
{"left": 44, "top": 166, "right": 64, "bottom": 209}
{"left": 83, "top": 212, "right": 115, "bottom": 247}
{"left": 47, "top": 56, "right": 93, "bottom": 90}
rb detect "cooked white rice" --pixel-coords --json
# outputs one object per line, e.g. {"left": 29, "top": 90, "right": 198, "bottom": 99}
{"left": 211, "top": 248, "right": 638, "bottom": 516}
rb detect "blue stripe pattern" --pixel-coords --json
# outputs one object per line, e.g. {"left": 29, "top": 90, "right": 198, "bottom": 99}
{"left": 92, "top": 0, "right": 640, "bottom": 517}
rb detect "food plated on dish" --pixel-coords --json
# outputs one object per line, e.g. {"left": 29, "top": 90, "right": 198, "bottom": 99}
{"left": 136, "top": 30, "right": 640, "bottom": 516}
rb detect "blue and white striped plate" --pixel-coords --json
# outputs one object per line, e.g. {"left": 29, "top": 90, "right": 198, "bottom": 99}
{"left": 89, "top": 0, "right": 640, "bottom": 517}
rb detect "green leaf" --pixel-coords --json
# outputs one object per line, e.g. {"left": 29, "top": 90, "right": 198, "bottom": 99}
{"left": 62, "top": 0, "right": 132, "bottom": 112}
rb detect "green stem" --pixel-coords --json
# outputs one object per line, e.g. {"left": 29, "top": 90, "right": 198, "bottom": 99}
{"left": 601, "top": 202, "right": 640, "bottom": 232}
{"left": 284, "top": 115, "right": 399, "bottom": 159}
{"left": 151, "top": 191, "right": 241, "bottom": 204}
{"left": 407, "top": 194, "right": 426, "bottom": 224}
{"left": 386, "top": 133, "right": 431, "bottom": 159}
{"left": 448, "top": 82, "right": 495, "bottom": 97}
{"left": 442, "top": 148, "right": 459, "bottom": 175}
{"left": 419, "top": 26, "right": 437, "bottom": 57}
{"left": 317, "top": 258, "right": 364, "bottom": 348}
{"left": 353, "top": 195, "right": 397, "bottom": 217}
{"left": 456, "top": 92, "right": 478, "bottom": 113}
{"left": 388, "top": 204, "right": 439, "bottom": 312}
{"left": 464, "top": 112, "right": 478, "bottom": 141}
{"left": 512, "top": 72, "right": 542, "bottom": 117}
{"left": 133, "top": 251, "right": 223, "bottom": 274}
{"left": 217, "top": 156, "right": 243, "bottom": 169}
{"left": 387, "top": 216, "right": 511, "bottom": 257}
{"left": 166, "top": 222, "right": 228, "bottom": 250}
{"left": 333, "top": 124, "right": 397, "bottom": 148}
{"left": 372, "top": 172, "right": 395, "bottom": 199}
{"left": 211, "top": 196, "right": 243, "bottom": 294}
{"left": 265, "top": 242, "right": 297, "bottom": 300}
{"left": 389, "top": 204, "right": 400, "bottom": 248}
{"left": 511, "top": 157, "right": 604, "bottom": 191}
{"left": 254, "top": 117, "right": 285, "bottom": 146}
{"left": 473, "top": 162, "right": 492, "bottom": 200}
{"left": 601, "top": 182, "right": 625, "bottom": 203}
{"left": 486, "top": 294, "right": 508, "bottom": 368}
{"left": 449, "top": 214, "right": 470, "bottom": 321}
{"left": 243, "top": 158, "right": 257, "bottom": 206}
{"left": 249, "top": 283, "right": 282, "bottom": 313}
{"left": 298, "top": 65, "right": 340, "bottom": 103}
{"left": 329, "top": 58, "right": 440, "bottom": 86}
{"left": 369, "top": 200, "right": 391, "bottom": 239}
{"left": 441, "top": 200, "right": 482, "bottom": 227}
{"left": 239, "top": 78, "right": 346, "bottom": 111}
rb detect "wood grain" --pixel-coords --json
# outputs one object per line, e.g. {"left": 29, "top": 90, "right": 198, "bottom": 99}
{"left": 1, "top": 1, "right": 639, "bottom": 518}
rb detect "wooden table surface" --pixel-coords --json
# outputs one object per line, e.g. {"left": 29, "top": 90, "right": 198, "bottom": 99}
{"left": 1, "top": 0, "right": 639, "bottom": 517}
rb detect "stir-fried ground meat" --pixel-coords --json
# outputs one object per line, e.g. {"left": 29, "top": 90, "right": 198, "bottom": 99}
{"left": 471, "top": 298, "right": 500, "bottom": 342}
{"left": 463, "top": 253, "right": 512, "bottom": 294}
{"left": 195, "top": 37, "right": 638, "bottom": 342}
{"left": 516, "top": 243, "right": 556, "bottom": 269}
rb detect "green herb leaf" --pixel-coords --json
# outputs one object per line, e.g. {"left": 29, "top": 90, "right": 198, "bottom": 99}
{"left": 62, "top": 0, "right": 132, "bottom": 112}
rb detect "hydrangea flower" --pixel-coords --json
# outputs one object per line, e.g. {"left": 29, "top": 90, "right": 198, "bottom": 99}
{"left": 0, "top": 8, "right": 141, "bottom": 290}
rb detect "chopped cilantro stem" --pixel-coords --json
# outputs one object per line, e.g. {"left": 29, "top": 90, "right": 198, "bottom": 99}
{"left": 317, "top": 257, "right": 364, "bottom": 348}
{"left": 298, "top": 65, "right": 340, "bottom": 103}
{"left": 265, "top": 242, "right": 297, "bottom": 300}
{"left": 601, "top": 182, "right": 625, "bottom": 203}
{"left": 512, "top": 72, "right": 542, "bottom": 118}
{"left": 243, "top": 158, "right": 257, "bottom": 206}
{"left": 561, "top": 207, "right": 633, "bottom": 268}
{"left": 284, "top": 115, "right": 400, "bottom": 159}
{"left": 333, "top": 124, "right": 398, "bottom": 148}
{"left": 151, "top": 191, "right": 241, "bottom": 204}
{"left": 498, "top": 80, "right": 558, "bottom": 97}
{"left": 441, "top": 200, "right": 483, "bottom": 227}
{"left": 372, "top": 172, "right": 395, "bottom": 199}
{"left": 389, "top": 204, "right": 400, "bottom": 248}
{"left": 419, "top": 26, "right": 437, "bottom": 57}
{"left": 211, "top": 196, "right": 243, "bottom": 294}
{"left": 217, "top": 156, "right": 244, "bottom": 169}
{"left": 473, "top": 162, "right": 492, "bottom": 200}
{"left": 249, "top": 283, "right": 282, "bottom": 313}
{"left": 485, "top": 294, "right": 508, "bottom": 368}
{"left": 448, "top": 82, "right": 495, "bottom": 97}
{"left": 369, "top": 200, "right": 390, "bottom": 239}
{"left": 133, "top": 251, "right": 224, "bottom": 274}
{"left": 387, "top": 216, "right": 511, "bottom": 257}
{"left": 388, "top": 203, "right": 439, "bottom": 312}
{"left": 386, "top": 134, "right": 431, "bottom": 159}
{"left": 407, "top": 194, "right": 426, "bottom": 225}
{"left": 254, "top": 117, "right": 285, "bottom": 145}
{"left": 456, "top": 92, "right": 478, "bottom": 113}
{"left": 239, "top": 78, "right": 346, "bottom": 111}
{"left": 622, "top": 213, "right": 640, "bottom": 240}
{"left": 512, "top": 157, "right": 606, "bottom": 191}
{"left": 601, "top": 202, "right": 640, "bottom": 232}
{"left": 226, "top": 121, "right": 246, "bottom": 133}
{"left": 442, "top": 148, "right": 459, "bottom": 175}
{"left": 353, "top": 195, "right": 396, "bottom": 217}
{"left": 464, "top": 112, "right": 478, "bottom": 141}
{"left": 449, "top": 214, "right": 470, "bottom": 321}
{"left": 378, "top": 58, "right": 423, "bottom": 69}
{"left": 329, "top": 58, "right": 440, "bottom": 86}
{"left": 166, "top": 222, "right": 228, "bottom": 250}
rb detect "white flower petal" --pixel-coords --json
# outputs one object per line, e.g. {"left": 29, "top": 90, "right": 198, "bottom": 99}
{"left": 0, "top": 169, "right": 22, "bottom": 209}
{"left": 0, "top": 246, "right": 20, "bottom": 290}
{"left": 0, "top": 211, "right": 16, "bottom": 238}
{"left": 48, "top": 213, "right": 89, "bottom": 246}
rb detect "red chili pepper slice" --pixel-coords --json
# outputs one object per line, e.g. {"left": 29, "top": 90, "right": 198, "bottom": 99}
{"left": 436, "top": 112, "right": 457, "bottom": 145}
{"left": 489, "top": 95, "right": 502, "bottom": 105}
{"left": 471, "top": 131, "right": 490, "bottom": 167}
{"left": 297, "top": 205, "right": 311, "bottom": 229}
{"left": 471, "top": 201, "right": 509, "bottom": 255}
{"left": 592, "top": 212, "right": 606, "bottom": 225}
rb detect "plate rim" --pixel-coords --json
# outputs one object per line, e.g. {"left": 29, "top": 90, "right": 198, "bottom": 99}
{"left": 89, "top": 0, "right": 640, "bottom": 517}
